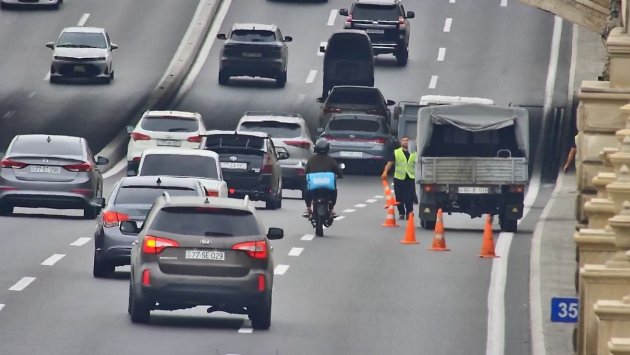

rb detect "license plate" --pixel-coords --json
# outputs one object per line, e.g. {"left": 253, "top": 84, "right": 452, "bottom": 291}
{"left": 242, "top": 52, "right": 262, "bottom": 58}
{"left": 366, "top": 29, "right": 385, "bottom": 34}
{"left": 157, "top": 140, "right": 181, "bottom": 147}
{"left": 30, "top": 165, "right": 61, "bottom": 174}
{"left": 340, "top": 151, "right": 363, "bottom": 158}
{"left": 220, "top": 162, "right": 247, "bottom": 170}
{"left": 73, "top": 65, "right": 85, "bottom": 73}
{"left": 185, "top": 250, "right": 225, "bottom": 261}
{"left": 458, "top": 187, "right": 489, "bottom": 194}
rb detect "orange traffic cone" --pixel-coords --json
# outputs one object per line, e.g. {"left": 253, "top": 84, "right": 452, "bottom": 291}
{"left": 400, "top": 212, "right": 419, "bottom": 244}
{"left": 479, "top": 214, "right": 499, "bottom": 258}
{"left": 382, "top": 203, "right": 398, "bottom": 227}
{"left": 429, "top": 208, "right": 450, "bottom": 251}
{"left": 381, "top": 178, "right": 389, "bottom": 189}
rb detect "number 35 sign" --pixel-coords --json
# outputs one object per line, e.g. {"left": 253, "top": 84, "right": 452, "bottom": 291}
{"left": 551, "top": 297, "right": 579, "bottom": 323}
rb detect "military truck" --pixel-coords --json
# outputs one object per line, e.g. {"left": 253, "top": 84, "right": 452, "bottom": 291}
{"left": 415, "top": 103, "right": 529, "bottom": 232}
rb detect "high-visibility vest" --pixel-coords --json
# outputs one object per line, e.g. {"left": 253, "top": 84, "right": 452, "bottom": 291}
{"left": 394, "top": 148, "right": 416, "bottom": 180}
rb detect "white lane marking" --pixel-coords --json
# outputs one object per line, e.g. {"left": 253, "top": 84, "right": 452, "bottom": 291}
{"left": 0, "top": 304, "right": 4, "bottom": 312}
{"left": 437, "top": 47, "right": 446, "bottom": 62}
{"left": 429, "top": 75, "right": 438, "bottom": 89}
{"left": 354, "top": 203, "right": 366, "bottom": 208}
{"left": 301, "top": 234, "right": 315, "bottom": 241}
{"left": 44, "top": 72, "right": 50, "bottom": 81}
{"left": 450, "top": 0, "right": 456, "bottom": 2}
{"left": 77, "top": 13, "right": 90, "bottom": 27}
{"left": 500, "top": 0, "right": 507, "bottom": 6}
{"left": 9, "top": 277, "right": 36, "bottom": 291}
{"left": 293, "top": 94, "right": 306, "bottom": 107}
{"left": 238, "top": 327, "right": 253, "bottom": 334}
{"left": 327, "top": 9, "right": 337, "bottom": 26}
{"left": 317, "top": 42, "right": 327, "bottom": 56}
{"left": 274, "top": 264, "right": 290, "bottom": 275}
{"left": 288, "top": 247, "right": 303, "bottom": 256}
{"left": 334, "top": 216, "right": 345, "bottom": 221}
{"left": 542, "top": 16, "right": 563, "bottom": 120}
{"left": 305, "top": 70, "right": 317, "bottom": 84}
{"left": 374, "top": 195, "right": 383, "bottom": 199}
{"left": 343, "top": 209, "right": 356, "bottom": 213}
{"left": 41, "top": 254, "right": 65, "bottom": 266}
{"left": 103, "top": 158, "right": 127, "bottom": 179}
{"left": 70, "top": 237, "right": 91, "bottom": 246}
{"left": 366, "top": 199, "right": 377, "bottom": 203}
{"left": 443, "top": 18, "right": 452, "bottom": 32}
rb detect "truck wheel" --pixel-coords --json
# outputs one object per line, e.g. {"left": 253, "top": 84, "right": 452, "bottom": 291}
{"left": 500, "top": 216, "right": 517, "bottom": 233}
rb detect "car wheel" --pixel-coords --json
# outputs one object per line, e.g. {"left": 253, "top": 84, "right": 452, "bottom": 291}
{"left": 93, "top": 254, "right": 114, "bottom": 278}
{"left": 0, "top": 204, "right": 13, "bottom": 216}
{"left": 129, "top": 283, "right": 150, "bottom": 323}
{"left": 265, "top": 195, "right": 278, "bottom": 210}
{"left": 275, "top": 70, "right": 287, "bottom": 88}
{"left": 276, "top": 190, "right": 282, "bottom": 209}
{"left": 49, "top": 76, "right": 59, "bottom": 84}
{"left": 395, "top": 48, "right": 409, "bottom": 66}
{"left": 250, "top": 291, "right": 272, "bottom": 330}
{"left": 218, "top": 70, "right": 230, "bottom": 85}
{"left": 422, "top": 220, "right": 435, "bottom": 230}
{"left": 110, "top": 70, "right": 114, "bottom": 81}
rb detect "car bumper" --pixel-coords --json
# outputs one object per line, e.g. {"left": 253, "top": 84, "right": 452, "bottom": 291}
{"left": 220, "top": 57, "right": 284, "bottom": 78}
{"left": 50, "top": 60, "right": 110, "bottom": 79}
{"left": 226, "top": 175, "right": 274, "bottom": 201}
{"left": 0, "top": 190, "right": 93, "bottom": 209}
{"left": 280, "top": 166, "right": 305, "bottom": 190}
{"left": 95, "top": 227, "right": 137, "bottom": 266}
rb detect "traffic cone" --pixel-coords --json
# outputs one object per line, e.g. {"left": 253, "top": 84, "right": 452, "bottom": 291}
{"left": 382, "top": 203, "right": 398, "bottom": 227}
{"left": 400, "top": 212, "right": 419, "bottom": 244}
{"left": 429, "top": 208, "right": 450, "bottom": 251}
{"left": 479, "top": 214, "right": 499, "bottom": 258}
{"left": 381, "top": 178, "right": 389, "bottom": 189}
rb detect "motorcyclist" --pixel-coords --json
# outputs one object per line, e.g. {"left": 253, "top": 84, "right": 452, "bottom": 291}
{"left": 303, "top": 138, "right": 343, "bottom": 218}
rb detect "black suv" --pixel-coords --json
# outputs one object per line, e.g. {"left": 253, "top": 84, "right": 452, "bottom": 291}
{"left": 201, "top": 131, "right": 288, "bottom": 210}
{"left": 217, "top": 23, "right": 293, "bottom": 87}
{"left": 339, "top": 0, "right": 415, "bottom": 66}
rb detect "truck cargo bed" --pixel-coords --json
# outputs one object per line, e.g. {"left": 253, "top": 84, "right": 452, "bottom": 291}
{"left": 419, "top": 157, "right": 528, "bottom": 185}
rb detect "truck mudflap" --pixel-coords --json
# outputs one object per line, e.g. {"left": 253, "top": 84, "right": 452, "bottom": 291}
{"left": 503, "top": 204, "right": 524, "bottom": 220}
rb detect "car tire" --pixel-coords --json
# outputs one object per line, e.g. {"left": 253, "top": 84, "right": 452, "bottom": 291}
{"left": 93, "top": 254, "right": 114, "bottom": 278}
{"left": 49, "top": 76, "right": 59, "bottom": 84}
{"left": 218, "top": 70, "right": 230, "bottom": 85}
{"left": 275, "top": 70, "right": 287, "bottom": 88}
{"left": 129, "top": 283, "right": 150, "bottom": 324}
{"left": 0, "top": 204, "right": 13, "bottom": 216}
{"left": 265, "top": 195, "right": 278, "bottom": 210}
{"left": 250, "top": 292, "right": 272, "bottom": 330}
{"left": 395, "top": 48, "right": 409, "bottom": 66}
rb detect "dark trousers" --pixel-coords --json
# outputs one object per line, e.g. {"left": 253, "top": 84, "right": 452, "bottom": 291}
{"left": 394, "top": 178, "right": 415, "bottom": 218}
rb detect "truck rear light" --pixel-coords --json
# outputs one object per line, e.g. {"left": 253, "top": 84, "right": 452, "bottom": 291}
{"left": 257, "top": 274, "right": 265, "bottom": 292}
{"left": 102, "top": 210, "right": 130, "bottom": 228}
{"left": 206, "top": 190, "right": 219, "bottom": 197}
{"left": 423, "top": 184, "right": 436, "bottom": 192}
{"left": 1, "top": 159, "right": 27, "bottom": 169}
{"left": 130, "top": 132, "right": 151, "bottom": 141}
{"left": 142, "top": 269, "right": 151, "bottom": 286}
{"left": 232, "top": 241, "right": 267, "bottom": 259}
{"left": 284, "top": 140, "right": 311, "bottom": 150}
{"left": 509, "top": 185, "right": 525, "bottom": 193}
{"left": 370, "top": 138, "right": 386, "bottom": 144}
{"left": 142, "top": 235, "right": 180, "bottom": 254}
{"left": 261, "top": 154, "right": 273, "bottom": 174}
{"left": 64, "top": 162, "right": 93, "bottom": 172}
{"left": 187, "top": 135, "right": 202, "bottom": 143}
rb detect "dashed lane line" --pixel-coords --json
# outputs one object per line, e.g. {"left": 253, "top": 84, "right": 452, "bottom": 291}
{"left": 450, "top": 0, "right": 456, "bottom": 2}
{"left": 0, "top": 304, "right": 4, "bottom": 312}
{"left": 437, "top": 47, "right": 446, "bottom": 61}
{"left": 366, "top": 199, "right": 377, "bottom": 203}
{"left": 70, "top": 237, "right": 91, "bottom": 246}
{"left": 354, "top": 203, "right": 366, "bottom": 208}
{"left": 317, "top": 42, "right": 326, "bottom": 56}
{"left": 500, "top": 0, "right": 507, "bottom": 6}
{"left": 443, "top": 18, "right": 452, "bottom": 32}
{"left": 343, "top": 209, "right": 356, "bottom": 213}
{"left": 288, "top": 247, "right": 304, "bottom": 256}
{"left": 9, "top": 277, "right": 36, "bottom": 291}
{"left": 301, "top": 234, "right": 315, "bottom": 241}
{"left": 334, "top": 216, "right": 345, "bottom": 221}
{"left": 293, "top": 93, "right": 306, "bottom": 107}
{"left": 41, "top": 254, "right": 65, "bottom": 266}
{"left": 327, "top": 9, "right": 337, "bottom": 26}
{"left": 274, "top": 264, "right": 290, "bottom": 275}
{"left": 305, "top": 69, "right": 317, "bottom": 84}
{"left": 77, "top": 13, "right": 90, "bottom": 26}
{"left": 429, "top": 75, "right": 438, "bottom": 89}
{"left": 374, "top": 195, "right": 383, "bottom": 199}
{"left": 238, "top": 327, "right": 253, "bottom": 334}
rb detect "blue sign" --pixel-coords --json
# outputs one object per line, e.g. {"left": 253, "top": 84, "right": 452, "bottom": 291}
{"left": 551, "top": 297, "right": 579, "bottom": 323}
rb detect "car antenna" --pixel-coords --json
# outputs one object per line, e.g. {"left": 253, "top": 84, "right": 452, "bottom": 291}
{"left": 47, "top": 136, "right": 51, "bottom": 143}
{"left": 156, "top": 177, "right": 162, "bottom": 186}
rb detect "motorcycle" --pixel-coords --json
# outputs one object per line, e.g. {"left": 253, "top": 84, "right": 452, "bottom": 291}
{"left": 305, "top": 166, "right": 343, "bottom": 237}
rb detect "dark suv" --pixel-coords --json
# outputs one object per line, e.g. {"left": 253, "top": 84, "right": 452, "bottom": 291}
{"left": 318, "top": 85, "right": 395, "bottom": 128}
{"left": 201, "top": 131, "right": 288, "bottom": 210}
{"left": 125, "top": 195, "right": 284, "bottom": 329}
{"left": 217, "top": 23, "right": 292, "bottom": 87}
{"left": 339, "top": 0, "right": 415, "bottom": 66}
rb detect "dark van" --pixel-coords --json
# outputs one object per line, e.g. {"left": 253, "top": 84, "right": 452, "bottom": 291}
{"left": 320, "top": 30, "right": 374, "bottom": 99}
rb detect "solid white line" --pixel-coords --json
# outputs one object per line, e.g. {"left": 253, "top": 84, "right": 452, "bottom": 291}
{"left": 9, "top": 277, "right": 36, "bottom": 291}
{"left": 102, "top": 158, "right": 127, "bottom": 179}
{"left": 77, "top": 13, "right": 90, "bottom": 27}
{"left": 366, "top": 199, "right": 377, "bottom": 203}
{"left": 288, "top": 247, "right": 303, "bottom": 256}
{"left": 500, "top": 0, "right": 507, "bottom": 6}
{"left": 70, "top": 237, "right": 91, "bottom": 246}
{"left": 238, "top": 327, "right": 253, "bottom": 334}
{"left": 274, "top": 264, "right": 290, "bottom": 275}
{"left": 41, "top": 254, "right": 65, "bottom": 266}
{"left": 437, "top": 47, "right": 446, "bottom": 62}
{"left": 354, "top": 203, "right": 366, "bottom": 208}
{"left": 305, "top": 69, "right": 317, "bottom": 84}
{"left": 343, "top": 209, "right": 356, "bottom": 213}
{"left": 327, "top": 9, "right": 337, "bottom": 26}
{"left": 429, "top": 75, "right": 438, "bottom": 89}
{"left": 542, "top": 16, "right": 563, "bottom": 119}
{"left": 301, "top": 234, "right": 315, "bottom": 241}
{"left": 443, "top": 18, "right": 452, "bottom": 32}
{"left": 334, "top": 216, "right": 345, "bottom": 221}
{"left": 318, "top": 42, "right": 327, "bottom": 56}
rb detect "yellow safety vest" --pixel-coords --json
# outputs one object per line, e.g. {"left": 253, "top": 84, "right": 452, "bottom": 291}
{"left": 394, "top": 148, "right": 416, "bottom": 180}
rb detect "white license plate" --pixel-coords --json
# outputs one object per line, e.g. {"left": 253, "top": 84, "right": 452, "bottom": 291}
{"left": 73, "top": 65, "right": 85, "bottom": 73}
{"left": 340, "top": 151, "right": 363, "bottom": 158}
{"left": 458, "top": 187, "right": 489, "bottom": 194}
{"left": 220, "top": 162, "right": 247, "bottom": 170}
{"left": 157, "top": 140, "right": 181, "bottom": 147}
{"left": 30, "top": 165, "right": 61, "bottom": 174}
{"left": 242, "top": 52, "right": 262, "bottom": 58}
{"left": 366, "top": 29, "right": 385, "bottom": 34}
{"left": 185, "top": 250, "right": 225, "bottom": 261}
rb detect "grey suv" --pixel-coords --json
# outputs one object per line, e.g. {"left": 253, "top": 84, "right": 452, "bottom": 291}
{"left": 125, "top": 195, "right": 284, "bottom": 329}
{"left": 217, "top": 23, "right": 292, "bottom": 87}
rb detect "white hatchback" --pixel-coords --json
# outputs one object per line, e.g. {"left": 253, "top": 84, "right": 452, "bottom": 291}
{"left": 126, "top": 111, "right": 206, "bottom": 174}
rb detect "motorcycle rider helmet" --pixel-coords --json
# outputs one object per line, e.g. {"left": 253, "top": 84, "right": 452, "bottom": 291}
{"left": 314, "top": 138, "right": 330, "bottom": 155}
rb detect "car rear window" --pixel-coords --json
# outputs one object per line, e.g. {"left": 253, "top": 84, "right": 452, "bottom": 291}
{"left": 114, "top": 186, "right": 198, "bottom": 205}
{"left": 11, "top": 137, "right": 83, "bottom": 157}
{"left": 141, "top": 117, "right": 199, "bottom": 133}
{"left": 353, "top": 4, "right": 401, "bottom": 21}
{"left": 230, "top": 30, "right": 276, "bottom": 42}
{"left": 327, "top": 36, "right": 372, "bottom": 60}
{"left": 57, "top": 32, "right": 107, "bottom": 49}
{"left": 140, "top": 154, "right": 219, "bottom": 179}
{"left": 151, "top": 207, "right": 261, "bottom": 236}
{"left": 204, "top": 135, "right": 265, "bottom": 150}
{"left": 327, "top": 89, "right": 381, "bottom": 106}
{"left": 329, "top": 119, "right": 380, "bottom": 132}
{"left": 239, "top": 121, "right": 301, "bottom": 138}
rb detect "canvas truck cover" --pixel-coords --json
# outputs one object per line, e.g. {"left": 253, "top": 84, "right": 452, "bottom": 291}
{"left": 416, "top": 104, "right": 529, "bottom": 159}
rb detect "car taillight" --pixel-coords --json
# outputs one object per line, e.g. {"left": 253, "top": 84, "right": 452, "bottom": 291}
{"left": 423, "top": 184, "right": 436, "bottom": 192}
{"left": 261, "top": 154, "right": 273, "bottom": 174}
{"left": 370, "top": 138, "right": 386, "bottom": 144}
{"left": 132, "top": 156, "right": 141, "bottom": 162}
{"left": 142, "top": 235, "right": 180, "bottom": 254}
{"left": 130, "top": 132, "right": 151, "bottom": 141}
{"left": 324, "top": 107, "right": 342, "bottom": 114}
{"left": 296, "top": 167, "right": 305, "bottom": 176}
{"left": 64, "top": 162, "right": 92, "bottom": 172}
{"left": 187, "top": 135, "right": 202, "bottom": 143}
{"left": 0, "top": 159, "right": 27, "bottom": 169}
{"left": 206, "top": 190, "right": 219, "bottom": 197}
{"left": 346, "top": 14, "right": 352, "bottom": 23}
{"left": 284, "top": 140, "right": 311, "bottom": 150}
{"left": 142, "top": 269, "right": 151, "bottom": 286}
{"left": 229, "top": 188, "right": 235, "bottom": 194}
{"left": 509, "top": 185, "right": 525, "bottom": 193}
{"left": 232, "top": 241, "right": 267, "bottom": 259}
{"left": 102, "top": 210, "right": 130, "bottom": 228}
{"left": 257, "top": 274, "right": 265, "bottom": 292}
{"left": 398, "top": 16, "right": 406, "bottom": 27}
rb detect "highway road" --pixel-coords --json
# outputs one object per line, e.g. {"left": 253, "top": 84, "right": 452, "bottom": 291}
{"left": 0, "top": 0, "right": 572, "bottom": 354}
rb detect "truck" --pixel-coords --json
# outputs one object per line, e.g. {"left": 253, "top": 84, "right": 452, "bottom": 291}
{"left": 414, "top": 103, "right": 529, "bottom": 232}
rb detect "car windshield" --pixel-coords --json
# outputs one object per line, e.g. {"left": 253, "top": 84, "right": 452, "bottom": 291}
{"left": 239, "top": 121, "right": 301, "bottom": 138}
{"left": 140, "top": 154, "right": 219, "bottom": 179}
{"left": 329, "top": 118, "right": 380, "bottom": 132}
{"left": 114, "top": 186, "right": 198, "bottom": 205}
{"left": 57, "top": 32, "right": 107, "bottom": 49}
{"left": 353, "top": 4, "right": 400, "bottom": 21}
{"left": 327, "top": 89, "right": 382, "bottom": 106}
{"left": 230, "top": 30, "right": 276, "bottom": 42}
{"left": 141, "top": 117, "right": 199, "bottom": 133}
{"left": 151, "top": 207, "right": 261, "bottom": 236}
{"left": 11, "top": 137, "right": 83, "bottom": 156}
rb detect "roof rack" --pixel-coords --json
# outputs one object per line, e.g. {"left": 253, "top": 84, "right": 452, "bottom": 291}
{"left": 162, "top": 191, "right": 171, "bottom": 203}
{"left": 244, "top": 111, "right": 302, "bottom": 118}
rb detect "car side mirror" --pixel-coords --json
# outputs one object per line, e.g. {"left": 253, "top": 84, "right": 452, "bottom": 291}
{"left": 339, "top": 8, "right": 349, "bottom": 16}
{"left": 90, "top": 197, "right": 105, "bottom": 208}
{"left": 386, "top": 99, "right": 396, "bottom": 106}
{"left": 46, "top": 42, "right": 55, "bottom": 49}
{"left": 284, "top": 36, "right": 293, "bottom": 43}
{"left": 96, "top": 156, "right": 109, "bottom": 165}
{"left": 217, "top": 33, "right": 227, "bottom": 40}
{"left": 126, "top": 125, "right": 134, "bottom": 134}
{"left": 110, "top": 43, "right": 118, "bottom": 50}
{"left": 120, "top": 221, "right": 139, "bottom": 235}
{"left": 276, "top": 147, "right": 289, "bottom": 160}
{"left": 267, "top": 227, "right": 284, "bottom": 240}
{"left": 406, "top": 11, "right": 415, "bottom": 19}
{"left": 319, "top": 44, "right": 326, "bottom": 53}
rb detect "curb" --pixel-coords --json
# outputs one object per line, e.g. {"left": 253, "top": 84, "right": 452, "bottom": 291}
{"left": 97, "top": 0, "right": 223, "bottom": 173}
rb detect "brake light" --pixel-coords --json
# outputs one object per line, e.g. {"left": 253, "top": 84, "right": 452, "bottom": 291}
{"left": 284, "top": 140, "right": 311, "bottom": 150}
{"left": 142, "top": 235, "right": 180, "bottom": 254}
{"left": 229, "top": 188, "right": 235, "bottom": 194}
{"left": 261, "top": 154, "right": 273, "bottom": 174}
{"left": 0, "top": 159, "right": 27, "bottom": 169}
{"left": 102, "top": 210, "right": 130, "bottom": 228}
{"left": 371, "top": 138, "right": 386, "bottom": 144}
{"left": 206, "top": 190, "right": 219, "bottom": 197}
{"left": 142, "top": 269, "right": 151, "bottom": 286}
{"left": 398, "top": 16, "right": 405, "bottom": 24}
{"left": 64, "top": 162, "right": 93, "bottom": 172}
{"left": 132, "top": 156, "right": 141, "bottom": 162}
{"left": 187, "top": 135, "right": 202, "bottom": 143}
{"left": 509, "top": 185, "right": 525, "bottom": 193}
{"left": 130, "top": 132, "right": 151, "bottom": 141}
{"left": 324, "top": 107, "right": 342, "bottom": 114}
{"left": 423, "top": 184, "right": 436, "bottom": 192}
{"left": 232, "top": 241, "right": 267, "bottom": 259}
{"left": 257, "top": 274, "right": 265, "bottom": 292}
{"left": 296, "top": 167, "right": 305, "bottom": 176}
